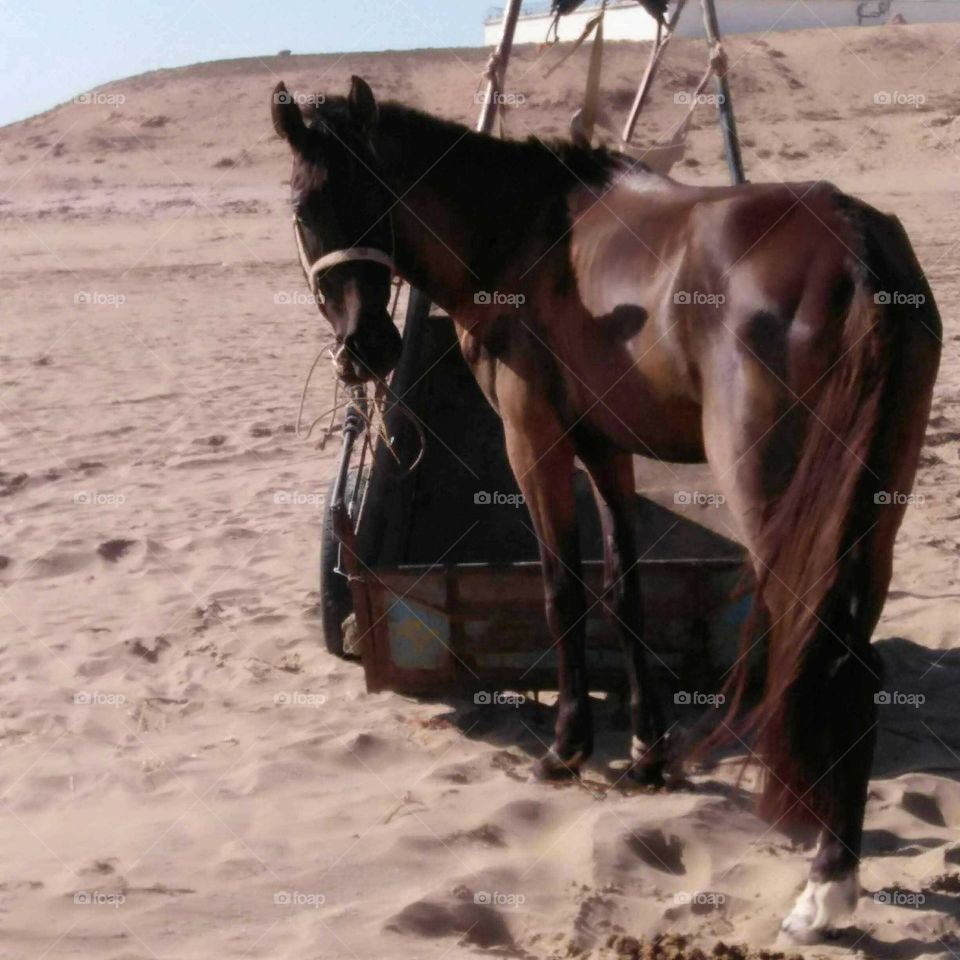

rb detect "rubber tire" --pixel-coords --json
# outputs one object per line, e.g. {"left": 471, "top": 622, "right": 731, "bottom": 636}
{"left": 319, "top": 468, "right": 366, "bottom": 658}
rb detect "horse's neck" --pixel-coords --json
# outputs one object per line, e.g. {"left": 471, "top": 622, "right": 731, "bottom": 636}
{"left": 374, "top": 111, "right": 565, "bottom": 314}
{"left": 385, "top": 180, "right": 472, "bottom": 314}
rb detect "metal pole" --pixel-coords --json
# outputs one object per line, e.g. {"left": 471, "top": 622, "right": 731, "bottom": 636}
{"left": 477, "top": 0, "right": 524, "bottom": 134}
{"left": 329, "top": 386, "right": 367, "bottom": 558}
{"left": 700, "top": 0, "right": 745, "bottom": 183}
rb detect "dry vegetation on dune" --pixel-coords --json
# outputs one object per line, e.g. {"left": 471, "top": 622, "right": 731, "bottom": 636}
{"left": 0, "top": 20, "right": 958, "bottom": 960}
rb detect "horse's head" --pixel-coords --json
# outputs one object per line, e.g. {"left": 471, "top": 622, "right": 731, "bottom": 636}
{"left": 272, "top": 76, "right": 402, "bottom": 385}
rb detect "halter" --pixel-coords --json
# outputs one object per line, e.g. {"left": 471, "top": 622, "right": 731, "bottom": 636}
{"left": 292, "top": 215, "right": 396, "bottom": 310}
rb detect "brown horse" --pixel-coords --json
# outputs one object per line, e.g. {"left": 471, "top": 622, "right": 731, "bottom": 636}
{"left": 271, "top": 77, "right": 941, "bottom": 943}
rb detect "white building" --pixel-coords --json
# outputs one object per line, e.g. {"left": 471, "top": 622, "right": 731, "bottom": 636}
{"left": 483, "top": 0, "right": 960, "bottom": 44}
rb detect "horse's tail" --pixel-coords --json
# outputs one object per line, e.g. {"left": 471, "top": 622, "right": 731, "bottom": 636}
{"left": 716, "top": 198, "right": 941, "bottom": 829}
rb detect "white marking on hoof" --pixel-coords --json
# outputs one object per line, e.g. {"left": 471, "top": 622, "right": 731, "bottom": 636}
{"left": 778, "top": 873, "right": 859, "bottom": 946}
{"left": 630, "top": 736, "right": 649, "bottom": 762}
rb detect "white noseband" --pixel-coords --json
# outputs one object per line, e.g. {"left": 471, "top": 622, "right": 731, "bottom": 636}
{"left": 292, "top": 216, "right": 395, "bottom": 306}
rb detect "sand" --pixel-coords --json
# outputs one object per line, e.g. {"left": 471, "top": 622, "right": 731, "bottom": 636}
{"left": 0, "top": 20, "right": 958, "bottom": 960}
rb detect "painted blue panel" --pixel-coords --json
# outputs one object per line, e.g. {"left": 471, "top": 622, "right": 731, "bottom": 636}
{"left": 386, "top": 598, "right": 450, "bottom": 669}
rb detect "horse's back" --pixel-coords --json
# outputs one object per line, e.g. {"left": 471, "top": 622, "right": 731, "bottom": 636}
{"left": 560, "top": 174, "right": 879, "bottom": 461}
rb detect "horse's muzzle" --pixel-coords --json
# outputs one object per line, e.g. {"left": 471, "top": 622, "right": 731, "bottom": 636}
{"left": 339, "top": 316, "right": 402, "bottom": 385}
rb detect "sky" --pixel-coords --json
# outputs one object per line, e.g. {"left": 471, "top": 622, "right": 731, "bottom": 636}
{"left": 0, "top": 0, "right": 497, "bottom": 126}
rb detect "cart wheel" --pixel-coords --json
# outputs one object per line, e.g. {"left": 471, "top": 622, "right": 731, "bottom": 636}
{"left": 320, "top": 467, "right": 366, "bottom": 658}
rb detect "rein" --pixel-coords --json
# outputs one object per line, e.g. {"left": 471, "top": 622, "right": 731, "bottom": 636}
{"left": 290, "top": 217, "right": 425, "bottom": 476}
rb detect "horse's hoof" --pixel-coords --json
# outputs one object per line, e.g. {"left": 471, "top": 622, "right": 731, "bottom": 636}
{"left": 777, "top": 918, "right": 829, "bottom": 947}
{"left": 534, "top": 748, "right": 584, "bottom": 781}
{"left": 625, "top": 759, "right": 665, "bottom": 788}
{"left": 777, "top": 875, "right": 858, "bottom": 946}
{"left": 625, "top": 736, "right": 666, "bottom": 787}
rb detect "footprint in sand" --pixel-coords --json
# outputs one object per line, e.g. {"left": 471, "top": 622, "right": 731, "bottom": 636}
{"left": 593, "top": 813, "right": 713, "bottom": 895}
{"left": 903, "top": 789, "right": 947, "bottom": 827}
{"left": 489, "top": 798, "right": 554, "bottom": 838}
{"left": 332, "top": 731, "right": 408, "bottom": 769}
{"left": 625, "top": 828, "right": 687, "bottom": 875}
{"left": 440, "top": 823, "right": 507, "bottom": 848}
{"left": 901, "top": 782, "right": 960, "bottom": 828}
{"left": 429, "top": 760, "right": 485, "bottom": 785}
{"left": 97, "top": 538, "right": 137, "bottom": 562}
{"left": 27, "top": 550, "right": 93, "bottom": 579}
{"left": 386, "top": 895, "right": 516, "bottom": 951}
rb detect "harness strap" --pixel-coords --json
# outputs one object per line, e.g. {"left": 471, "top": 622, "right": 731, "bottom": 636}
{"left": 292, "top": 216, "right": 395, "bottom": 305}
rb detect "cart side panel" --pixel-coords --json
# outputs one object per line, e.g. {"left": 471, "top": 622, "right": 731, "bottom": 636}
{"left": 358, "top": 560, "right": 748, "bottom": 696}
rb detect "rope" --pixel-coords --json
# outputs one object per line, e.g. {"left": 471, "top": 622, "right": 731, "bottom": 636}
{"left": 477, "top": 49, "right": 508, "bottom": 138}
{"left": 294, "top": 278, "right": 426, "bottom": 476}
{"left": 295, "top": 345, "right": 342, "bottom": 444}
{"left": 543, "top": 3, "right": 606, "bottom": 78}
{"left": 579, "top": 2, "right": 605, "bottom": 143}
{"left": 667, "top": 39, "right": 726, "bottom": 143}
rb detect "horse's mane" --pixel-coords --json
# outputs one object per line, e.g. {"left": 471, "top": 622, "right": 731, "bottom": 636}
{"left": 310, "top": 95, "right": 635, "bottom": 195}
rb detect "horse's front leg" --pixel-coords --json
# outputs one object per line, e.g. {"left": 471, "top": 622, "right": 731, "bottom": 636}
{"left": 498, "top": 372, "right": 592, "bottom": 779}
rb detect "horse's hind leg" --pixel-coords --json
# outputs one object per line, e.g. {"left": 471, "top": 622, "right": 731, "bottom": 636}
{"left": 780, "top": 517, "right": 902, "bottom": 944}
{"left": 580, "top": 447, "right": 667, "bottom": 785}
{"left": 702, "top": 368, "right": 878, "bottom": 943}
{"left": 778, "top": 638, "right": 880, "bottom": 944}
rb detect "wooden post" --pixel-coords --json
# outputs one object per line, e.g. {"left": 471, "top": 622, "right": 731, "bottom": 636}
{"left": 621, "top": 0, "right": 688, "bottom": 145}
{"left": 399, "top": 0, "right": 523, "bottom": 351}
{"left": 700, "top": 0, "right": 745, "bottom": 183}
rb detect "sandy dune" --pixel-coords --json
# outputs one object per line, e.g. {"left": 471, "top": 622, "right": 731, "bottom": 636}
{"left": 0, "top": 20, "right": 958, "bottom": 960}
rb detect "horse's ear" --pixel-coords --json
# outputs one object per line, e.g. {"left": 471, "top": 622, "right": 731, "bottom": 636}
{"left": 272, "top": 81, "right": 308, "bottom": 151}
{"left": 347, "top": 75, "right": 378, "bottom": 134}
